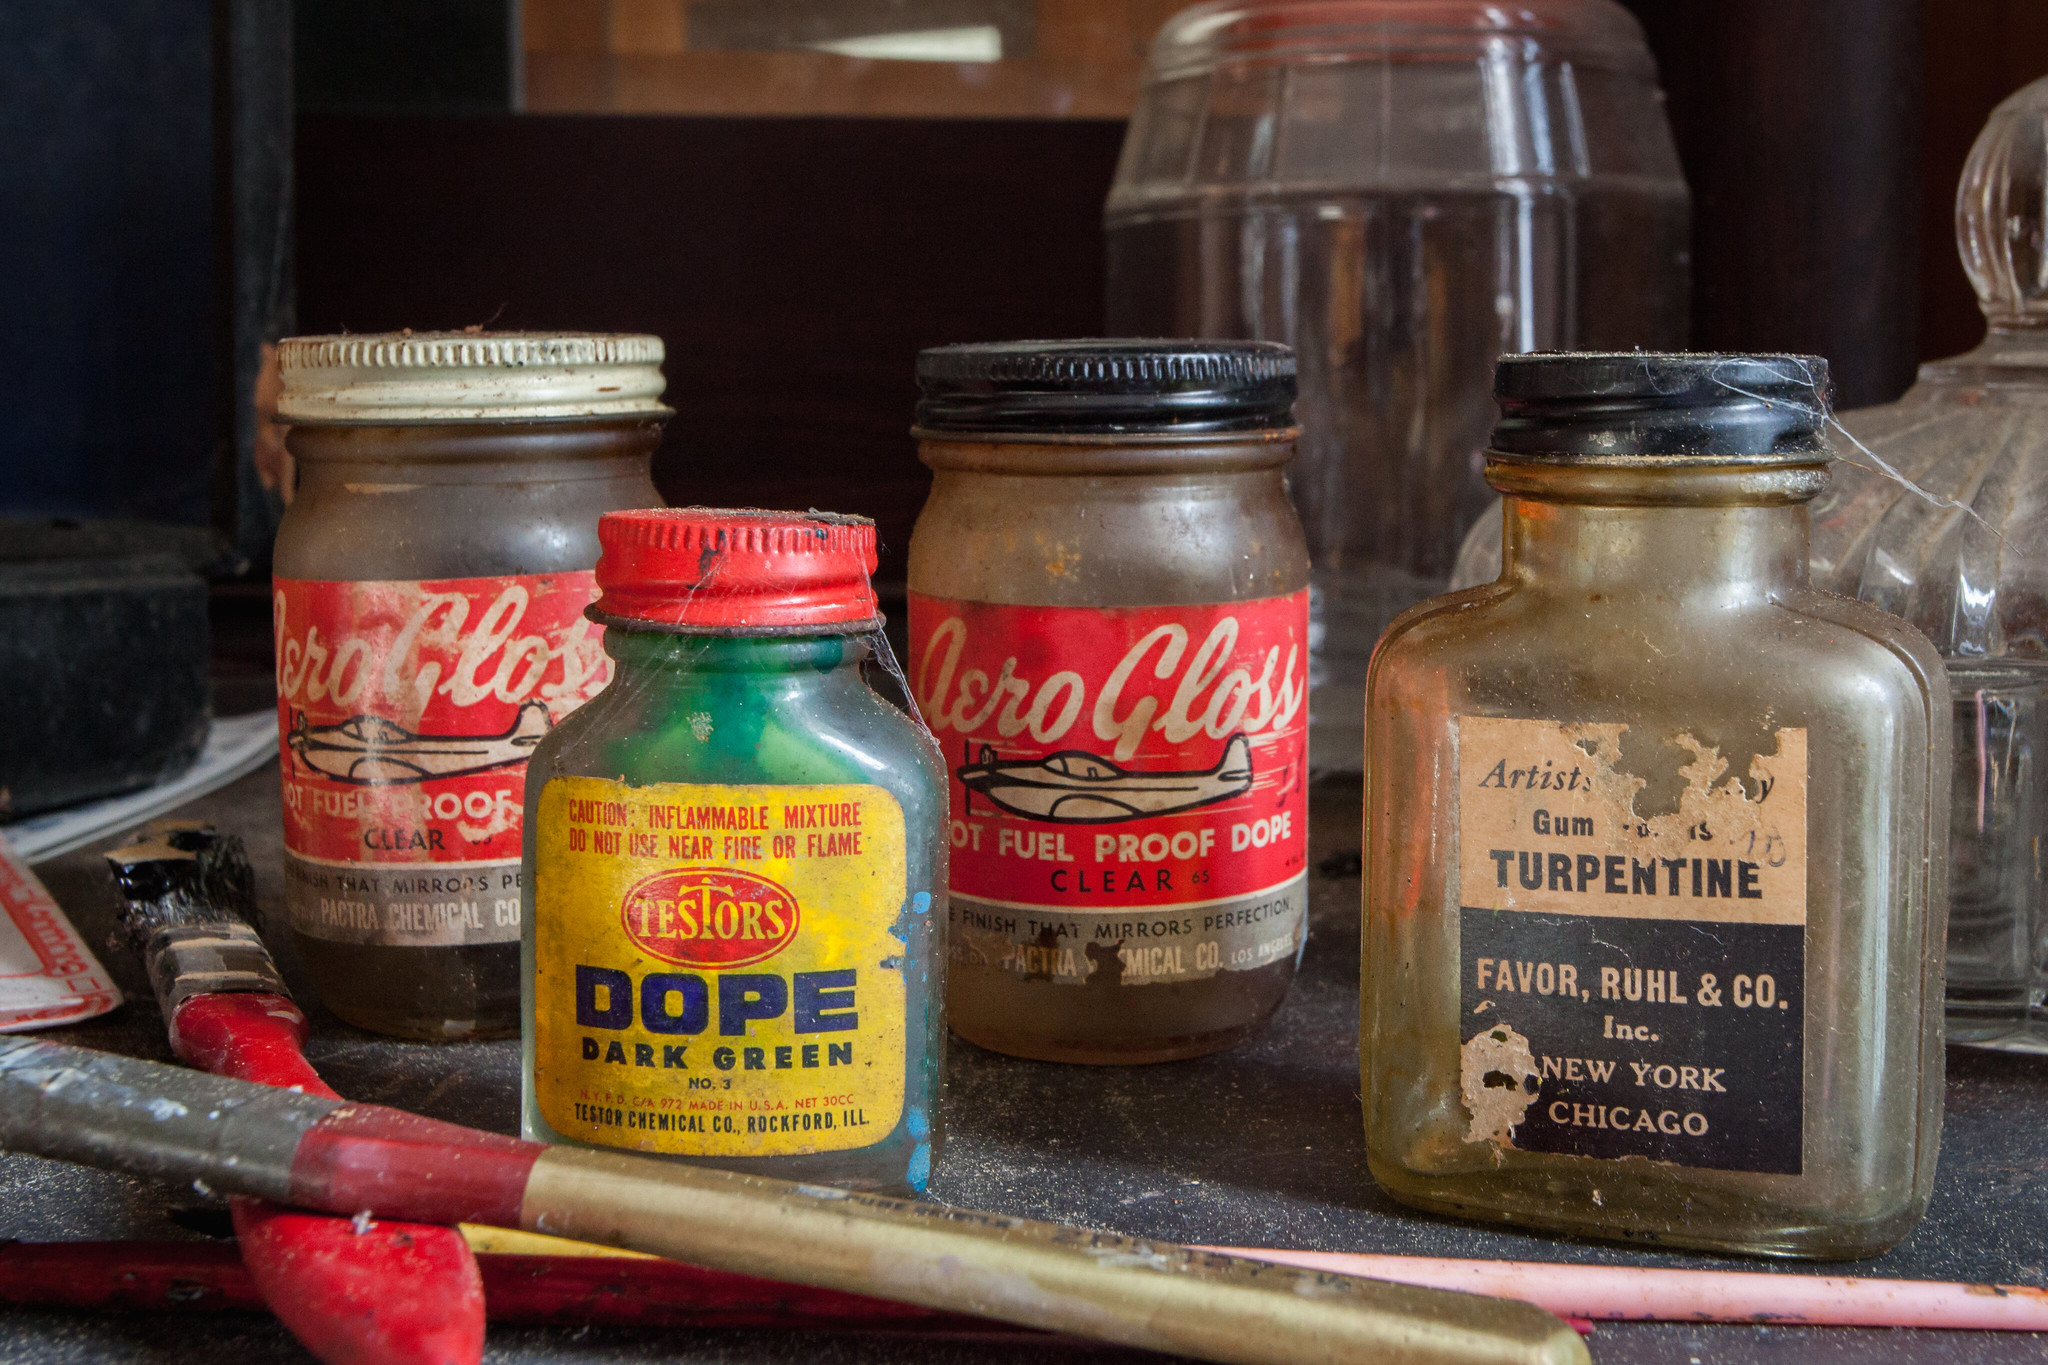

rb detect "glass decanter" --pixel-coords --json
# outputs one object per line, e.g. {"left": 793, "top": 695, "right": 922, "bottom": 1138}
{"left": 1809, "top": 74, "right": 2048, "bottom": 1050}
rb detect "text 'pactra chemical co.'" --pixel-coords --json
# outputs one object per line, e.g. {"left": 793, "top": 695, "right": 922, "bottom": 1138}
{"left": 522, "top": 509, "right": 947, "bottom": 1194}
{"left": 907, "top": 340, "right": 1313, "bottom": 1064}
{"left": 270, "top": 332, "right": 670, "bottom": 1040}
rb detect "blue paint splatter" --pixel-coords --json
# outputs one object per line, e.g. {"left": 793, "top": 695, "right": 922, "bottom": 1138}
{"left": 906, "top": 1141, "right": 931, "bottom": 1190}
{"left": 907, "top": 1107, "right": 930, "bottom": 1140}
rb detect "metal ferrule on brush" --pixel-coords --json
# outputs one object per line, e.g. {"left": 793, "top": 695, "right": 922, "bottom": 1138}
{"left": 144, "top": 923, "right": 288, "bottom": 1031}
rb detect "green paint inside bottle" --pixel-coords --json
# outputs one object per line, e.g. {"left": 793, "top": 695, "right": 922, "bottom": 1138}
{"left": 520, "top": 630, "right": 947, "bottom": 1193}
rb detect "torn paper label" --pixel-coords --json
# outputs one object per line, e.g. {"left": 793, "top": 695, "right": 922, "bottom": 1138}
{"left": 1460, "top": 1023, "right": 1541, "bottom": 1147}
{"left": 1457, "top": 717, "right": 1807, "bottom": 926}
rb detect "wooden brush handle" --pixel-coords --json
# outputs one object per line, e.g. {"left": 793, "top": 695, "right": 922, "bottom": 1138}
{"left": 174, "top": 996, "right": 487, "bottom": 1365}
{"left": 511, "top": 1145, "right": 1589, "bottom": 1365}
{"left": 100, "top": 824, "right": 491, "bottom": 1365}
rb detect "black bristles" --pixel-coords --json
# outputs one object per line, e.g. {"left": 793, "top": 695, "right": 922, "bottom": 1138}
{"left": 104, "top": 822, "right": 261, "bottom": 968}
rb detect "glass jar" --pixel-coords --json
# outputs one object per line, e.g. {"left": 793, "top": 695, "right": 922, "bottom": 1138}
{"left": 272, "top": 332, "right": 668, "bottom": 1040}
{"left": 1106, "top": 0, "right": 1690, "bottom": 770}
{"left": 907, "top": 341, "right": 1312, "bottom": 1064}
{"left": 521, "top": 509, "right": 947, "bottom": 1194}
{"left": 1363, "top": 353, "right": 1949, "bottom": 1259}
{"left": 1809, "top": 74, "right": 2048, "bottom": 1051}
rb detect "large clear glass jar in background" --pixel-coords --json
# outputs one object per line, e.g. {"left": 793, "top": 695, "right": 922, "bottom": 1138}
{"left": 908, "top": 341, "right": 1312, "bottom": 1064}
{"left": 1365, "top": 354, "right": 1949, "bottom": 1259}
{"left": 1105, "top": 0, "right": 1689, "bottom": 771}
{"left": 273, "top": 333, "right": 667, "bottom": 1040}
{"left": 1810, "top": 75, "right": 2048, "bottom": 1052}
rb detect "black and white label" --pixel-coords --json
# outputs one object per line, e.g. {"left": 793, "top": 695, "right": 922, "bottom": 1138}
{"left": 1454, "top": 717, "right": 1808, "bottom": 1176}
{"left": 1459, "top": 909, "right": 1804, "bottom": 1173}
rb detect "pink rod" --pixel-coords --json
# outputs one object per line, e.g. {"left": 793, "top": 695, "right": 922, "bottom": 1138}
{"left": 1210, "top": 1247, "right": 2048, "bottom": 1332}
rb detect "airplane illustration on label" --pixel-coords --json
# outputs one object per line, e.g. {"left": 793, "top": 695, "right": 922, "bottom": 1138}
{"left": 956, "top": 734, "right": 1253, "bottom": 823}
{"left": 287, "top": 701, "right": 550, "bottom": 785}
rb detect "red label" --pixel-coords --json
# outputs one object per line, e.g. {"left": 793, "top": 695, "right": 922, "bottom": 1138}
{"left": 619, "top": 868, "right": 802, "bottom": 968}
{"left": 275, "top": 573, "right": 612, "bottom": 868}
{"left": 907, "top": 591, "right": 1309, "bottom": 910}
{"left": 0, "top": 842, "right": 122, "bottom": 1030}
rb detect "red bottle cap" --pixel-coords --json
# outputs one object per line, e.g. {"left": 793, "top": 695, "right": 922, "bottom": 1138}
{"left": 592, "top": 508, "right": 881, "bottom": 632}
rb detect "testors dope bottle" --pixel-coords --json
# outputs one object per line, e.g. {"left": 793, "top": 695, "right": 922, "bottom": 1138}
{"left": 521, "top": 509, "right": 946, "bottom": 1193}
{"left": 908, "top": 341, "right": 1313, "bottom": 1064}
{"left": 1362, "top": 353, "right": 1950, "bottom": 1258}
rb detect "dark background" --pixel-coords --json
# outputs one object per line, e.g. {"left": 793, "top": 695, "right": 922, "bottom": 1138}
{"left": 0, "top": 1, "right": 216, "bottom": 529}
{"left": 4, "top": 0, "right": 2047, "bottom": 585}
{"left": 292, "top": 113, "right": 1124, "bottom": 580}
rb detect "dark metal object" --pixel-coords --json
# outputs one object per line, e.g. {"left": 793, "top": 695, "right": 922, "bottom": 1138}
{"left": 214, "top": 0, "right": 294, "bottom": 561}
{"left": 0, "top": 521, "right": 213, "bottom": 819}
{"left": 0, "top": 3, "right": 214, "bottom": 528}
{"left": 0, "top": 4, "right": 289, "bottom": 559}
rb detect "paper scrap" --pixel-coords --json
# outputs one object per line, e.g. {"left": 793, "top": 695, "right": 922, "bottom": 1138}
{"left": 0, "top": 839, "right": 121, "bottom": 1032}
{"left": 1460, "top": 1022, "right": 1540, "bottom": 1147}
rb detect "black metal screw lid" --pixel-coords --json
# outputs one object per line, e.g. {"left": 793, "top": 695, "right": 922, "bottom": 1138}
{"left": 1490, "top": 352, "right": 1832, "bottom": 462}
{"left": 914, "top": 339, "right": 1297, "bottom": 435}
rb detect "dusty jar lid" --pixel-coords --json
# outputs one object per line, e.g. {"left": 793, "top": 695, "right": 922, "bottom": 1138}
{"left": 1489, "top": 352, "right": 1832, "bottom": 464}
{"left": 591, "top": 508, "right": 881, "bottom": 635}
{"left": 276, "top": 331, "right": 672, "bottom": 424}
{"left": 915, "top": 339, "right": 1297, "bottom": 435}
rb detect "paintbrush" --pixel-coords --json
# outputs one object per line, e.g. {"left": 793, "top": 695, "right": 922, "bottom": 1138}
{"left": 103, "top": 821, "right": 485, "bottom": 1365}
{"left": 0, "top": 1037, "right": 1587, "bottom": 1365}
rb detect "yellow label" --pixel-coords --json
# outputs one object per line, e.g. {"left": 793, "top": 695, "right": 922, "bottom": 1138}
{"left": 533, "top": 778, "right": 907, "bottom": 1157}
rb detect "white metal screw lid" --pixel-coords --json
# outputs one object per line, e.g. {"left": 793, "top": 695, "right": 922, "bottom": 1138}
{"left": 276, "top": 330, "right": 671, "bottom": 424}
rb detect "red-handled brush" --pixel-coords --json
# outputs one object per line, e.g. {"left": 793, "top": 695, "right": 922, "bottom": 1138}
{"left": 105, "top": 821, "right": 484, "bottom": 1365}
{"left": 0, "top": 1038, "right": 1590, "bottom": 1365}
